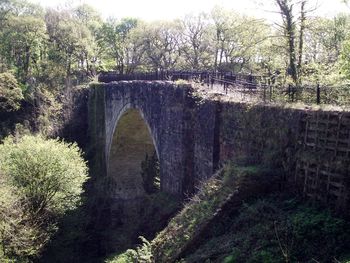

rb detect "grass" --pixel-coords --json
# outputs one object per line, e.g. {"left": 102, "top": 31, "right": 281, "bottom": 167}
{"left": 182, "top": 196, "right": 350, "bottom": 263}
{"left": 151, "top": 163, "right": 278, "bottom": 262}
{"left": 104, "top": 163, "right": 350, "bottom": 263}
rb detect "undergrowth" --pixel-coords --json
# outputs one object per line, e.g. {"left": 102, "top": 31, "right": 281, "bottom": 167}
{"left": 183, "top": 196, "right": 350, "bottom": 263}
{"left": 106, "top": 163, "right": 350, "bottom": 263}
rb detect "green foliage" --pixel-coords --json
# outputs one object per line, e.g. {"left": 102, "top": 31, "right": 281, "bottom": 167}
{"left": 140, "top": 160, "right": 350, "bottom": 263}
{"left": 341, "top": 39, "right": 350, "bottom": 78}
{"left": 0, "top": 135, "right": 88, "bottom": 261}
{"left": 0, "top": 0, "right": 350, "bottom": 108}
{"left": 97, "top": 17, "right": 139, "bottom": 73}
{"left": 152, "top": 164, "right": 258, "bottom": 262}
{"left": 105, "top": 237, "right": 154, "bottom": 263}
{"left": 1, "top": 14, "right": 46, "bottom": 82}
{"left": 222, "top": 252, "right": 239, "bottom": 263}
{"left": 0, "top": 135, "right": 88, "bottom": 216}
{"left": 99, "top": 190, "right": 180, "bottom": 263}
{"left": 183, "top": 196, "right": 350, "bottom": 263}
{"left": 288, "top": 206, "right": 350, "bottom": 261}
{"left": 0, "top": 72, "right": 23, "bottom": 111}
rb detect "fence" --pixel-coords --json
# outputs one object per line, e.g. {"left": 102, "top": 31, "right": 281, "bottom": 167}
{"left": 98, "top": 70, "right": 262, "bottom": 86}
{"left": 98, "top": 71, "right": 349, "bottom": 106}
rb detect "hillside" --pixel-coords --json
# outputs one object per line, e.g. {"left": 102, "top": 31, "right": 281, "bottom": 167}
{"left": 107, "top": 164, "right": 350, "bottom": 263}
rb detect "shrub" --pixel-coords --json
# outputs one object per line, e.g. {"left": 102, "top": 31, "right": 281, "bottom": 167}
{"left": 0, "top": 135, "right": 88, "bottom": 261}
{"left": 106, "top": 236, "right": 154, "bottom": 263}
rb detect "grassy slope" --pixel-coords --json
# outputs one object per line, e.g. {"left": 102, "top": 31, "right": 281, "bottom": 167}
{"left": 108, "top": 164, "right": 350, "bottom": 263}
{"left": 152, "top": 165, "right": 279, "bottom": 262}
{"left": 183, "top": 196, "right": 350, "bottom": 263}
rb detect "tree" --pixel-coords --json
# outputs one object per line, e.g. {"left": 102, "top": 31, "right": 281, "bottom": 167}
{"left": 301, "top": 15, "right": 350, "bottom": 84}
{"left": 180, "top": 13, "right": 213, "bottom": 70}
{"left": 0, "top": 0, "right": 46, "bottom": 83}
{"left": 1, "top": 15, "right": 46, "bottom": 82}
{"left": 123, "top": 22, "right": 149, "bottom": 72}
{"left": 211, "top": 7, "right": 270, "bottom": 73}
{"left": 45, "top": 7, "right": 96, "bottom": 87}
{"left": 211, "top": 6, "right": 228, "bottom": 72}
{"left": 271, "top": 0, "right": 315, "bottom": 86}
{"left": 0, "top": 135, "right": 88, "bottom": 260}
{"left": 97, "top": 18, "right": 138, "bottom": 73}
{"left": 0, "top": 0, "right": 11, "bottom": 27}
{"left": 340, "top": 39, "right": 350, "bottom": 78}
{"left": 275, "top": 0, "right": 300, "bottom": 84}
{"left": 72, "top": 4, "right": 103, "bottom": 77}
{"left": 0, "top": 72, "right": 23, "bottom": 111}
{"left": 142, "top": 20, "right": 182, "bottom": 71}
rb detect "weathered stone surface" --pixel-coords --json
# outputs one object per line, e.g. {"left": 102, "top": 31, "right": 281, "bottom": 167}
{"left": 90, "top": 81, "right": 198, "bottom": 197}
{"left": 86, "top": 81, "right": 350, "bottom": 214}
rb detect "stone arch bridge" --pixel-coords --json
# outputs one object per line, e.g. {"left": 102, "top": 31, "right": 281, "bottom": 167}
{"left": 85, "top": 78, "right": 350, "bottom": 213}
{"left": 88, "top": 80, "right": 219, "bottom": 199}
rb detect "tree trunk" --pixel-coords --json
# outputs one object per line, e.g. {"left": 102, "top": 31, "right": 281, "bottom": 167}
{"left": 214, "top": 29, "right": 220, "bottom": 72}
{"left": 66, "top": 53, "right": 72, "bottom": 89}
{"left": 23, "top": 45, "right": 31, "bottom": 82}
{"left": 276, "top": 0, "right": 299, "bottom": 85}
{"left": 297, "top": 1, "right": 306, "bottom": 84}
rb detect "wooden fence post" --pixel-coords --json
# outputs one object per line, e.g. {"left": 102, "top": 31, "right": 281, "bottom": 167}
{"left": 316, "top": 84, "right": 321, "bottom": 104}
{"left": 288, "top": 84, "right": 291, "bottom": 101}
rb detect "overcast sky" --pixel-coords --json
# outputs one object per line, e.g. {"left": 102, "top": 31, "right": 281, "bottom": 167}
{"left": 28, "top": 0, "right": 348, "bottom": 21}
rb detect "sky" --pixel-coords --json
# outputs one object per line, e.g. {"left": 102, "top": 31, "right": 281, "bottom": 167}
{"left": 29, "top": 0, "right": 349, "bottom": 21}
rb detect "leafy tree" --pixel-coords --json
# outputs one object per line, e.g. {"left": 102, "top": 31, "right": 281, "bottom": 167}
{"left": 72, "top": 4, "right": 103, "bottom": 77}
{"left": 301, "top": 15, "right": 350, "bottom": 84}
{"left": 340, "top": 39, "right": 350, "bottom": 78}
{"left": 5, "top": 0, "right": 44, "bottom": 17}
{"left": 211, "top": 7, "right": 270, "bottom": 73}
{"left": 0, "top": 0, "right": 11, "bottom": 27}
{"left": 142, "top": 20, "right": 182, "bottom": 71}
{"left": 0, "top": 135, "right": 88, "bottom": 261}
{"left": 124, "top": 22, "right": 149, "bottom": 72}
{"left": 45, "top": 7, "right": 97, "bottom": 87}
{"left": 97, "top": 18, "right": 138, "bottom": 73}
{"left": 0, "top": 15, "right": 46, "bottom": 82}
{"left": 0, "top": 0, "right": 46, "bottom": 84}
{"left": 180, "top": 13, "right": 213, "bottom": 70}
{"left": 0, "top": 72, "right": 23, "bottom": 111}
{"left": 304, "top": 15, "right": 350, "bottom": 65}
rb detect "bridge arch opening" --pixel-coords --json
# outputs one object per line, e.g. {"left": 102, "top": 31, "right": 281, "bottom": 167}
{"left": 107, "top": 108, "right": 160, "bottom": 199}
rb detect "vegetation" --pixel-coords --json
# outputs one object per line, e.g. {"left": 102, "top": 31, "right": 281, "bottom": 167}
{"left": 182, "top": 196, "right": 350, "bottom": 263}
{"left": 0, "top": 0, "right": 350, "bottom": 121}
{"left": 0, "top": 0, "right": 349, "bottom": 262}
{"left": 0, "top": 72, "right": 23, "bottom": 111}
{"left": 107, "top": 164, "right": 350, "bottom": 263}
{"left": 99, "top": 192, "right": 180, "bottom": 263}
{"left": 0, "top": 135, "right": 88, "bottom": 262}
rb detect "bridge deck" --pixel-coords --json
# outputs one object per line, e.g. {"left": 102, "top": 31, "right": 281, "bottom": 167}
{"left": 99, "top": 70, "right": 267, "bottom": 103}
